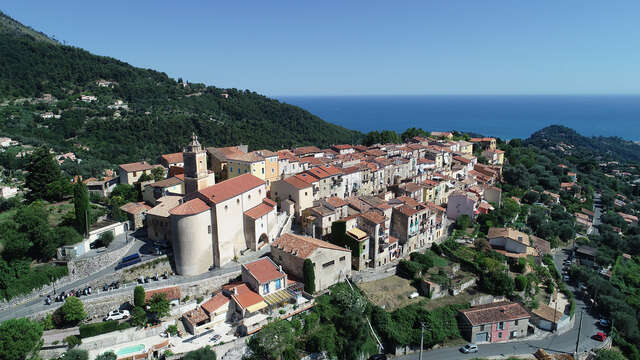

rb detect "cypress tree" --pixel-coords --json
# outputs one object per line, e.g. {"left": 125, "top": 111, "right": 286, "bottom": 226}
{"left": 73, "top": 181, "right": 89, "bottom": 236}
{"left": 303, "top": 259, "right": 315, "bottom": 294}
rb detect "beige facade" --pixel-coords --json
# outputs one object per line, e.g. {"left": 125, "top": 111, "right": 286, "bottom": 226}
{"left": 171, "top": 207, "right": 214, "bottom": 276}
{"left": 270, "top": 177, "right": 314, "bottom": 218}
{"left": 183, "top": 134, "right": 213, "bottom": 194}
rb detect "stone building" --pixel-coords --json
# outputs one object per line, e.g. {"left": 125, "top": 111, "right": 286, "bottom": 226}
{"left": 271, "top": 233, "right": 351, "bottom": 292}
{"left": 458, "top": 301, "right": 530, "bottom": 343}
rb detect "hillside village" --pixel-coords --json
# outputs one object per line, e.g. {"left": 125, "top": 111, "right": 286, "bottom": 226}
{"left": 5, "top": 119, "right": 640, "bottom": 360}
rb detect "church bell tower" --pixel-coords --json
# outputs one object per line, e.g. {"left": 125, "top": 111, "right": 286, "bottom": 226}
{"left": 183, "top": 133, "right": 210, "bottom": 194}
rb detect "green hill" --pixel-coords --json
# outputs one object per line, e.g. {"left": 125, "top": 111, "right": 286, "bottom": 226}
{"left": 0, "top": 12, "right": 361, "bottom": 173}
{"left": 525, "top": 125, "right": 640, "bottom": 163}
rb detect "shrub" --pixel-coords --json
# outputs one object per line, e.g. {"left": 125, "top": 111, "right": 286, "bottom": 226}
{"left": 196, "top": 296, "right": 204, "bottom": 304}
{"left": 515, "top": 275, "right": 528, "bottom": 292}
{"left": 97, "top": 231, "right": 114, "bottom": 248}
{"left": 56, "top": 297, "right": 86, "bottom": 326}
{"left": 78, "top": 321, "right": 128, "bottom": 338}
{"left": 397, "top": 260, "right": 423, "bottom": 280}
{"left": 63, "top": 335, "right": 81, "bottom": 348}
{"left": 134, "top": 286, "right": 146, "bottom": 307}
{"left": 62, "top": 349, "right": 88, "bottom": 360}
{"left": 303, "top": 259, "right": 316, "bottom": 294}
{"left": 167, "top": 325, "right": 178, "bottom": 336}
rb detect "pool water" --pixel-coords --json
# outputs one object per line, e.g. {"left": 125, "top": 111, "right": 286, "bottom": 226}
{"left": 116, "top": 344, "right": 145, "bottom": 356}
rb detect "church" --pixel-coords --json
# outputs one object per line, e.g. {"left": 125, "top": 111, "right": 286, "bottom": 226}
{"left": 169, "top": 134, "right": 278, "bottom": 276}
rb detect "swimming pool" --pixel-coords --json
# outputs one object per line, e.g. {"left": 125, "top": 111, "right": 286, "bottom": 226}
{"left": 116, "top": 344, "right": 145, "bottom": 356}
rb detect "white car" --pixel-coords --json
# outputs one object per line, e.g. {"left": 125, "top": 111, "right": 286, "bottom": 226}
{"left": 460, "top": 343, "right": 478, "bottom": 353}
{"left": 104, "top": 309, "right": 130, "bottom": 321}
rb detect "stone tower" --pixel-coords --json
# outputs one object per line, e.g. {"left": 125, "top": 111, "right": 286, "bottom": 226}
{"left": 183, "top": 133, "right": 210, "bottom": 194}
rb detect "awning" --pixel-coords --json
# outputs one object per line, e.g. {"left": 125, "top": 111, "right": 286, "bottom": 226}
{"left": 263, "top": 290, "right": 294, "bottom": 306}
{"left": 246, "top": 301, "right": 268, "bottom": 313}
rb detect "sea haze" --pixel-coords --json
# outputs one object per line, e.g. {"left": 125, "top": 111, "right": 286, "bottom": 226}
{"left": 278, "top": 95, "right": 640, "bottom": 140}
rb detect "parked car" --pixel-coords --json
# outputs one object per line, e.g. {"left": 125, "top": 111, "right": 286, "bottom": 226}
{"left": 599, "top": 319, "right": 610, "bottom": 328}
{"left": 460, "top": 343, "right": 478, "bottom": 353}
{"left": 104, "top": 310, "right": 130, "bottom": 321}
{"left": 408, "top": 292, "right": 419, "bottom": 299}
{"left": 593, "top": 332, "right": 607, "bottom": 342}
{"left": 211, "top": 334, "right": 221, "bottom": 342}
{"left": 563, "top": 275, "right": 570, "bottom": 282}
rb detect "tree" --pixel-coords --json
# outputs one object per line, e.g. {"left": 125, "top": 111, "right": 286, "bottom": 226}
{"left": 247, "top": 320, "right": 294, "bottom": 360}
{"left": 95, "top": 351, "right": 117, "bottom": 360}
{"left": 63, "top": 335, "right": 81, "bottom": 348}
{"left": 0, "top": 318, "right": 43, "bottom": 360}
{"left": 148, "top": 293, "right": 170, "bottom": 320}
{"left": 138, "top": 173, "right": 153, "bottom": 182}
{"left": 455, "top": 214, "right": 471, "bottom": 230}
{"left": 134, "top": 286, "right": 146, "bottom": 307}
{"left": 303, "top": 259, "right": 315, "bottom": 294}
{"left": 130, "top": 306, "right": 147, "bottom": 328}
{"left": 184, "top": 345, "right": 217, "bottom": 360}
{"left": 61, "top": 349, "right": 88, "bottom": 360}
{"left": 25, "top": 146, "right": 63, "bottom": 202}
{"left": 151, "top": 167, "right": 165, "bottom": 182}
{"left": 593, "top": 349, "right": 627, "bottom": 360}
{"left": 97, "top": 231, "right": 114, "bottom": 248}
{"left": 73, "top": 181, "right": 89, "bottom": 236}
{"left": 57, "top": 296, "right": 86, "bottom": 326}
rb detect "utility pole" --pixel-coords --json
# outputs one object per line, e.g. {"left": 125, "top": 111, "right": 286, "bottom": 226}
{"left": 575, "top": 310, "right": 584, "bottom": 354}
{"left": 553, "top": 293, "right": 558, "bottom": 333}
{"left": 420, "top": 322, "right": 425, "bottom": 360}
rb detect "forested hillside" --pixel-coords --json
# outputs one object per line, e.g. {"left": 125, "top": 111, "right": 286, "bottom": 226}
{"left": 525, "top": 125, "right": 640, "bottom": 163}
{"left": 0, "top": 12, "right": 362, "bottom": 170}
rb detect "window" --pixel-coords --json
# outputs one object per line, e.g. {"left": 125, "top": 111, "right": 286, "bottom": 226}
{"left": 305, "top": 192, "right": 308, "bottom": 196}
{"left": 514, "top": 320, "right": 518, "bottom": 326}
{"left": 322, "top": 260, "right": 335, "bottom": 268}
{"left": 263, "top": 283, "right": 269, "bottom": 294}
{"left": 498, "top": 322, "right": 504, "bottom": 330}
{"left": 259, "top": 189, "right": 262, "bottom": 195}
{"left": 262, "top": 168, "right": 264, "bottom": 174}
{"left": 480, "top": 325, "right": 485, "bottom": 331}
{"left": 339, "top": 256, "right": 346, "bottom": 262}
{"left": 224, "top": 205, "right": 228, "bottom": 210}
{"left": 275, "top": 279, "right": 281, "bottom": 290}
{"left": 248, "top": 194, "right": 251, "bottom": 200}
{"left": 237, "top": 199, "right": 240, "bottom": 204}
{"left": 229, "top": 167, "right": 233, "bottom": 173}
{"left": 133, "top": 171, "right": 137, "bottom": 177}
{"left": 238, "top": 168, "right": 241, "bottom": 174}
{"left": 208, "top": 225, "right": 211, "bottom": 234}
{"left": 498, "top": 332, "right": 502, "bottom": 338}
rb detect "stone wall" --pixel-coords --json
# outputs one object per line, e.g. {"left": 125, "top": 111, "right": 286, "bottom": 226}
{"left": 79, "top": 320, "right": 174, "bottom": 351}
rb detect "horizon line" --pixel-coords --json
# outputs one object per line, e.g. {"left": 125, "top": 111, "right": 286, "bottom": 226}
{"left": 271, "top": 93, "right": 640, "bottom": 98}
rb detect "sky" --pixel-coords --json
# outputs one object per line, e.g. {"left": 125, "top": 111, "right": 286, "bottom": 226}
{"left": 3, "top": 1, "right": 640, "bottom": 96}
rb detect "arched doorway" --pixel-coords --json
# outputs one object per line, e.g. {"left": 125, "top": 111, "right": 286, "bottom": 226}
{"left": 258, "top": 233, "right": 269, "bottom": 249}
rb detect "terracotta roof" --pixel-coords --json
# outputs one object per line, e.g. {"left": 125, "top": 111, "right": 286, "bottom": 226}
{"left": 201, "top": 293, "right": 230, "bottom": 315}
{"left": 199, "top": 174, "right": 264, "bottom": 204}
{"left": 283, "top": 176, "right": 313, "bottom": 189}
{"left": 244, "top": 202, "right": 275, "bottom": 219}
{"left": 230, "top": 283, "right": 264, "bottom": 310}
{"left": 226, "top": 151, "right": 265, "bottom": 163}
{"left": 145, "top": 286, "right": 181, "bottom": 302}
{"left": 243, "top": 257, "right": 285, "bottom": 284}
{"left": 120, "top": 202, "right": 151, "bottom": 215}
{"left": 459, "top": 301, "right": 529, "bottom": 326}
{"left": 119, "top": 161, "right": 155, "bottom": 173}
{"left": 396, "top": 204, "right": 419, "bottom": 217}
{"left": 326, "top": 196, "right": 348, "bottom": 208}
{"left": 396, "top": 196, "right": 420, "bottom": 208}
{"left": 487, "top": 227, "right": 529, "bottom": 245}
{"left": 332, "top": 144, "right": 353, "bottom": 150}
{"left": 359, "top": 210, "right": 386, "bottom": 224}
{"left": 169, "top": 198, "right": 210, "bottom": 216}
{"left": 263, "top": 198, "right": 276, "bottom": 207}
{"left": 402, "top": 182, "right": 423, "bottom": 193}
{"left": 293, "top": 146, "right": 322, "bottom": 155}
{"left": 532, "top": 304, "right": 564, "bottom": 323}
{"left": 272, "top": 233, "right": 350, "bottom": 259}
{"left": 161, "top": 152, "right": 183, "bottom": 165}
{"left": 183, "top": 307, "right": 208, "bottom": 325}
{"left": 147, "top": 195, "right": 182, "bottom": 217}
{"left": 150, "top": 176, "right": 183, "bottom": 188}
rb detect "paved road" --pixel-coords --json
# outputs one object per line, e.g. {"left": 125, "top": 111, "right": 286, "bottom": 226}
{"left": 398, "top": 247, "right": 603, "bottom": 360}
{"left": 592, "top": 192, "right": 602, "bottom": 235}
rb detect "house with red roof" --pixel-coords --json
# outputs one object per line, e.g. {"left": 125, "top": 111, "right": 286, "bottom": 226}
{"left": 270, "top": 175, "right": 315, "bottom": 218}
{"left": 242, "top": 257, "right": 288, "bottom": 297}
{"left": 459, "top": 301, "right": 530, "bottom": 343}
{"left": 271, "top": 233, "right": 351, "bottom": 291}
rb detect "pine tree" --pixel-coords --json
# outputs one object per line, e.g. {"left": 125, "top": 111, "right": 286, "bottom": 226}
{"left": 25, "top": 146, "right": 62, "bottom": 202}
{"left": 303, "top": 259, "right": 315, "bottom": 294}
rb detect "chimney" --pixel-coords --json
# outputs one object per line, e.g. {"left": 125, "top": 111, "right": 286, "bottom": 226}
{"left": 233, "top": 287, "right": 238, "bottom": 296}
{"left": 278, "top": 265, "right": 283, "bottom": 272}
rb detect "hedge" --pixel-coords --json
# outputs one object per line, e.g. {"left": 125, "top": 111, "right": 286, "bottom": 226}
{"left": 79, "top": 321, "right": 130, "bottom": 338}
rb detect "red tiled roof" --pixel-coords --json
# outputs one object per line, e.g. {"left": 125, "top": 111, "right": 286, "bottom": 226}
{"left": 402, "top": 182, "right": 423, "bottom": 193}
{"left": 119, "top": 161, "right": 155, "bottom": 173}
{"left": 272, "top": 233, "right": 350, "bottom": 259}
{"left": 293, "top": 146, "right": 322, "bottom": 155}
{"left": 326, "top": 196, "right": 348, "bottom": 208}
{"left": 460, "top": 301, "right": 529, "bottom": 326}
{"left": 120, "top": 202, "right": 151, "bottom": 215}
{"left": 150, "top": 176, "right": 183, "bottom": 188}
{"left": 230, "top": 283, "right": 264, "bottom": 310}
{"left": 145, "top": 286, "right": 181, "bottom": 302}
{"left": 169, "top": 198, "right": 210, "bottom": 216}
{"left": 283, "top": 175, "right": 313, "bottom": 189}
{"left": 199, "top": 174, "right": 264, "bottom": 204}
{"left": 243, "top": 257, "right": 285, "bottom": 284}
{"left": 244, "top": 202, "right": 275, "bottom": 220}
{"left": 396, "top": 196, "right": 420, "bottom": 208}
{"left": 332, "top": 144, "right": 353, "bottom": 150}
{"left": 360, "top": 210, "right": 386, "bottom": 224}
{"left": 201, "top": 293, "right": 229, "bottom": 314}
{"left": 161, "top": 152, "right": 183, "bottom": 165}
{"left": 396, "top": 204, "right": 419, "bottom": 216}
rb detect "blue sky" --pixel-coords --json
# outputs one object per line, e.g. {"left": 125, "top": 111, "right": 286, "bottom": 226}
{"left": 3, "top": 1, "right": 640, "bottom": 96}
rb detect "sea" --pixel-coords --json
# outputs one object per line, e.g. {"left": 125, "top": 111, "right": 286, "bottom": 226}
{"left": 277, "top": 95, "right": 640, "bottom": 141}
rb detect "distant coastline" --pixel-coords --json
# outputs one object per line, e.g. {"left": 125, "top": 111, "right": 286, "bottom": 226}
{"left": 278, "top": 95, "right": 640, "bottom": 140}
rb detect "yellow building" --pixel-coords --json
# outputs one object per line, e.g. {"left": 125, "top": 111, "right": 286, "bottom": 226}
{"left": 226, "top": 152, "right": 266, "bottom": 181}
{"left": 457, "top": 141, "right": 473, "bottom": 155}
{"left": 255, "top": 150, "right": 279, "bottom": 188}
